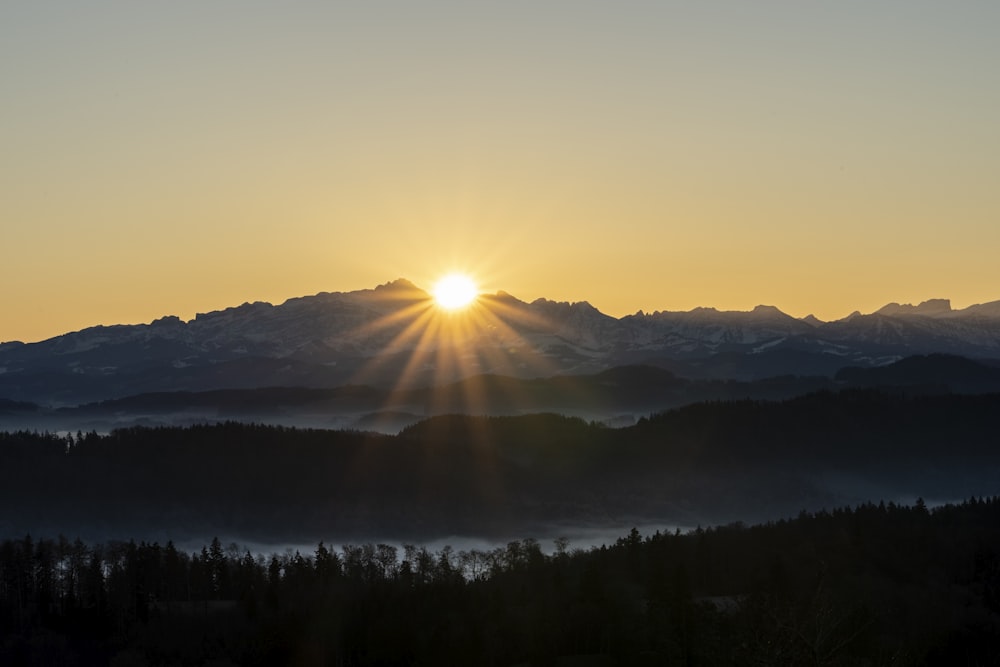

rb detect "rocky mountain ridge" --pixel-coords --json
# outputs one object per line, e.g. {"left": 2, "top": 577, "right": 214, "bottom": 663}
{"left": 1, "top": 280, "right": 998, "bottom": 405}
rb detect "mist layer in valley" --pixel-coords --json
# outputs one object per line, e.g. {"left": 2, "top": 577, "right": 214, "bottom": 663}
{"left": 5, "top": 354, "right": 1000, "bottom": 437}
{"left": 3, "top": 390, "right": 998, "bottom": 548}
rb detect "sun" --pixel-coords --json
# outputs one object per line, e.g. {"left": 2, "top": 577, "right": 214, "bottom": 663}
{"left": 432, "top": 273, "right": 478, "bottom": 310}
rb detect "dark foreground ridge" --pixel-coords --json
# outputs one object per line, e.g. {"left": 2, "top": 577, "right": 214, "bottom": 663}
{"left": 3, "top": 389, "right": 1000, "bottom": 543}
{"left": 2, "top": 499, "right": 999, "bottom": 665}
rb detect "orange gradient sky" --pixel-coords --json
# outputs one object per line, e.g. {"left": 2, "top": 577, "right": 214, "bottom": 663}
{"left": 3, "top": 2, "right": 999, "bottom": 343}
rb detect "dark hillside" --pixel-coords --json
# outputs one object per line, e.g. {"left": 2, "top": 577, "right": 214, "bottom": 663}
{"left": 2, "top": 391, "right": 999, "bottom": 543}
{"left": 2, "top": 499, "right": 1000, "bottom": 665}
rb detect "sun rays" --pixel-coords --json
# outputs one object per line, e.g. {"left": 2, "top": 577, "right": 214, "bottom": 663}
{"left": 333, "top": 277, "right": 578, "bottom": 518}
{"left": 344, "top": 279, "right": 559, "bottom": 402}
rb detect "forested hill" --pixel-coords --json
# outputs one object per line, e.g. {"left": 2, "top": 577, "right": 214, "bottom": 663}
{"left": 2, "top": 390, "right": 999, "bottom": 543}
{"left": 2, "top": 499, "right": 1000, "bottom": 665}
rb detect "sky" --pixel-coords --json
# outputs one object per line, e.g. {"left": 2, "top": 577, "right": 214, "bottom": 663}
{"left": 3, "top": 1, "right": 999, "bottom": 343}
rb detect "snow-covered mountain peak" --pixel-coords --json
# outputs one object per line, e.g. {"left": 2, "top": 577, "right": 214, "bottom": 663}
{"left": 2, "top": 281, "right": 999, "bottom": 404}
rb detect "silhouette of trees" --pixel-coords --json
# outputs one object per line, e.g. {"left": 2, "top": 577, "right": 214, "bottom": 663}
{"left": 3, "top": 392, "right": 1000, "bottom": 662}
{"left": 3, "top": 391, "right": 1000, "bottom": 544}
{"left": 5, "top": 497, "right": 998, "bottom": 663}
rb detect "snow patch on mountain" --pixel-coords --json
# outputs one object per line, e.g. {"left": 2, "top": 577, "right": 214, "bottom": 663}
{"left": 752, "top": 338, "right": 787, "bottom": 354}
{"left": 2, "top": 283, "right": 999, "bottom": 403}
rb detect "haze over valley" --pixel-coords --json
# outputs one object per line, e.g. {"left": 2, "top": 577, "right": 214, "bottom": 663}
{"left": 4, "top": 2, "right": 1000, "bottom": 662}
{"left": 3, "top": 281, "right": 999, "bottom": 548}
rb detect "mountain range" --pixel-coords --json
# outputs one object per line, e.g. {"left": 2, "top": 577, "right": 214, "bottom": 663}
{"left": 4, "top": 281, "right": 1000, "bottom": 546}
{"left": 2, "top": 279, "right": 999, "bottom": 411}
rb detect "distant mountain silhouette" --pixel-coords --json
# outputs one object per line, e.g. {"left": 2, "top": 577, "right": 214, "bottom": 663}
{"left": 836, "top": 353, "right": 1000, "bottom": 393}
{"left": 3, "top": 353, "right": 994, "bottom": 434}
{"left": 875, "top": 298, "right": 953, "bottom": 316}
{"left": 10, "top": 365, "right": 829, "bottom": 434}
{"left": 1, "top": 280, "right": 999, "bottom": 406}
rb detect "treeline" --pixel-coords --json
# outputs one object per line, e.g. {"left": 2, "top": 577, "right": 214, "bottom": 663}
{"left": 3, "top": 499, "right": 1000, "bottom": 665}
{"left": 3, "top": 390, "right": 1000, "bottom": 542}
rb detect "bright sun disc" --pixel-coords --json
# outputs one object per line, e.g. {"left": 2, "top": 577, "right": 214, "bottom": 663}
{"left": 433, "top": 274, "right": 478, "bottom": 310}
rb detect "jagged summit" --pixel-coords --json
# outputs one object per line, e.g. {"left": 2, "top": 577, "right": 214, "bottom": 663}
{"left": 875, "top": 299, "right": 952, "bottom": 317}
{"left": 1, "top": 280, "right": 998, "bottom": 405}
{"left": 529, "top": 297, "right": 599, "bottom": 310}
{"left": 150, "top": 315, "right": 185, "bottom": 328}
{"left": 800, "top": 314, "right": 824, "bottom": 326}
{"left": 375, "top": 278, "right": 422, "bottom": 292}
